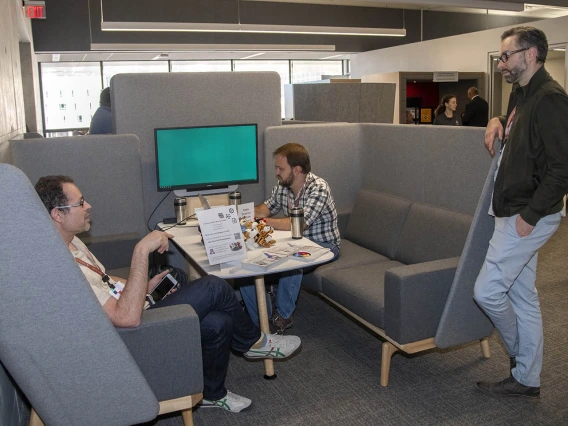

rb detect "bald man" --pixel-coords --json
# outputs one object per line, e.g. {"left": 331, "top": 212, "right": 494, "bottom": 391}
{"left": 462, "top": 87, "right": 489, "bottom": 127}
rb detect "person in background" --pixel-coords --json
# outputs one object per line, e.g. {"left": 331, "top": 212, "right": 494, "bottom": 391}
{"left": 474, "top": 26, "right": 568, "bottom": 400}
{"left": 462, "top": 87, "right": 489, "bottom": 127}
{"left": 89, "top": 87, "right": 113, "bottom": 134}
{"left": 239, "top": 143, "right": 340, "bottom": 334}
{"left": 432, "top": 94, "right": 462, "bottom": 126}
{"left": 35, "top": 175, "right": 302, "bottom": 413}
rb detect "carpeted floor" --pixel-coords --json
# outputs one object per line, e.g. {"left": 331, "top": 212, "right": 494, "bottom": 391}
{"left": 150, "top": 219, "right": 568, "bottom": 426}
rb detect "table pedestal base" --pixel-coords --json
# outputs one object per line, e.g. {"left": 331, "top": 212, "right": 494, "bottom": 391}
{"left": 255, "top": 276, "right": 275, "bottom": 378}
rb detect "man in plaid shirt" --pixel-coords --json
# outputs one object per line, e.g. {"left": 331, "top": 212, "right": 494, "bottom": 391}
{"left": 240, "top": 143, "right": 340, "bottom": 333}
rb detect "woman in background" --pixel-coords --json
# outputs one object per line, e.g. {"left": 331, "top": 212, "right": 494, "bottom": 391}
{"left": 433, "top": 94, "right": 462, "bottom": 126}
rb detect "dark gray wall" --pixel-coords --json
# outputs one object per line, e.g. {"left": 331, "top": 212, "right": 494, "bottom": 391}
{"left": 33, "top": 0, "right": 536, "bottom": 54}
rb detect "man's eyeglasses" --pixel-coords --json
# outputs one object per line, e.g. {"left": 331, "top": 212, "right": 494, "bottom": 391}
{"left": 497, "top": 48, "right": 528, "bottom": 63}
{"left": 54, "top": 197, "right": 85, "bottom": 210}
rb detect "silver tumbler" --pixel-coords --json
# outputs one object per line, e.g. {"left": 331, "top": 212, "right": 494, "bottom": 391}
{"left": 229, "top": 191, "right": 241, "bottom": 206}
{"left": 290, "top": 207, "right": 304, "bottom": 239}
{"left": 174, "top": 197, "right": 187, "bottom": 225}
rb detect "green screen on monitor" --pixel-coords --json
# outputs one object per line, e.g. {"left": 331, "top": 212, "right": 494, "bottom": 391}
{"left": 154, "top": 123, "right": 258, "bottom": 191}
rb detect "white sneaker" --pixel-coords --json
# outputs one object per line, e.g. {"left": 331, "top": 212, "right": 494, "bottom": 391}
{"left": 198, "top": 391, "right": 252, "bottom": 413}
{"left": 244, "top": 333, "right": 301, "bottom": 359}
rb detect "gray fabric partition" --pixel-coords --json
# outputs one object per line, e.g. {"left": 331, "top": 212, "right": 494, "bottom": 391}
{"left": 112, "top": 72, "right": 282, "bottom": 228}
{"left": 359, "top": 124, "right": 491, "bottom": 216}
{"left": 285, "top": 83, "right": 395, "bottom": 123}
{"left": 435, "top": 156, "right": 498, "bottom": 348}
{"left": 7, "top": 134, "right": 146, "bottom": 239}
{"left": 0, "top": 164, "right": 158, "bottom": 426}
{"left": 263, "top": 123, "right": 362, "bottom": 213}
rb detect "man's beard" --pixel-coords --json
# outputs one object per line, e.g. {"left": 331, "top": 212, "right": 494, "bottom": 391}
{"left": 278, "top": 174, "right": 294, "bottom": 187}
{"left": 502, "top": 56, "right": 527, "bottom": 84}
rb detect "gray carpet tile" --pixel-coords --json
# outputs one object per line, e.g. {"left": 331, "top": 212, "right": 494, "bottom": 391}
{"left": 146, "top": 218, "right": 568, "bottom": 426}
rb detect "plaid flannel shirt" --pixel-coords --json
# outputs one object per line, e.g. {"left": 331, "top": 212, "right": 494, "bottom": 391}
{"left": 264, "top": 173, "right": 340, "bottom": 247}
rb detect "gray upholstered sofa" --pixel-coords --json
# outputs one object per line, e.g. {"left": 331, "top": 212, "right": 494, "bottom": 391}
{"left": 303, "top": 189, "right": 481, "bottom": 385}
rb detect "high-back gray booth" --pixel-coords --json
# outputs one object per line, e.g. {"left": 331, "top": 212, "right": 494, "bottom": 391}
{"left": 1, "top": 71, "right": 500, "bottom": 418}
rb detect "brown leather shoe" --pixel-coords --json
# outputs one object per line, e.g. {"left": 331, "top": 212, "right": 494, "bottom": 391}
{"left": 271, "top": 312, "right": 293, "bottom": 335}
{"left": 476, "top": 376, "right": 540, "bottom": 400}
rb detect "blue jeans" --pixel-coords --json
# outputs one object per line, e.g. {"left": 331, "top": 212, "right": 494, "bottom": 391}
{"left": 239, "top": 241, "right": 340, "bottom": 326}
{"left": 151, "top": 275, "right": 260, "bottom": 400}
{"left": 473, "top": 213, "right": 561, "bottom": 387}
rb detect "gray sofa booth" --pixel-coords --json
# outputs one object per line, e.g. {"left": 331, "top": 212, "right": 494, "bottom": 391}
{"left": 0, "top": 72, "right": 499, "bottom": 424}
{"left": 0, "top": 153, "right": 203, "bottom": 425}
{"left": 263, "top": 123, "right": 497, "bottom": 386}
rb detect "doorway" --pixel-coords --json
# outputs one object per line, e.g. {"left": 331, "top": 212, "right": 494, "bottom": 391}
{"left": 399, "top": 72, "right": 486, "bottom": 125}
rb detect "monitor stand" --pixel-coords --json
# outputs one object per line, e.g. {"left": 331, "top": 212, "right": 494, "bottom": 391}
{"left": 174, "top": 184, "right": 238, "bottom": 197}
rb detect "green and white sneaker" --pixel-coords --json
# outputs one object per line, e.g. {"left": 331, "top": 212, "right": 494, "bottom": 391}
{"left": 244, "top": 333, "right": 301, "bottom": 359}
{"left": 198, "top": 391, "right": 252, "bottom": 413}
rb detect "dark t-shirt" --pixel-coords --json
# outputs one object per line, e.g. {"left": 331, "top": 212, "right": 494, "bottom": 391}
{"left": 89, "top": 106, "right": 113, "bottom": 134}
{"left": 433, "top": 112, "right": 462, "bottom": 126}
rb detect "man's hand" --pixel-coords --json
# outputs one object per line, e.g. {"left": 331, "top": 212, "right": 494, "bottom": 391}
{"left": 146, "top": 269, "right": 170, "bottom": 294}
{"left": 254, "top": 203, "right": 271, "bottom": 218}
{"left": 485, "top": 117, "right": 504, "bottom": 157}
{"left": 137, "top": 230, "right": 173, "bottom": 254}
{"left": 516, "top": 215, "right": 534, "bottom": 238}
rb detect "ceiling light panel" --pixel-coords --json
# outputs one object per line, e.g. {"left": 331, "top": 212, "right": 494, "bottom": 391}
{"left": 101, "top": 21, "right": 406, "bottom": 37}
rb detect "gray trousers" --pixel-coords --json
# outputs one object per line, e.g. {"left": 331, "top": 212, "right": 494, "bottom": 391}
{"left": 473, "top": 212, "right": 561, "bottom": 387}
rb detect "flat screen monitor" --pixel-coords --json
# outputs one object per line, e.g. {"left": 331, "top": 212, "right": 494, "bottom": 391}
{"left": 154, "top": 123, "right": 259, "bottom": 192}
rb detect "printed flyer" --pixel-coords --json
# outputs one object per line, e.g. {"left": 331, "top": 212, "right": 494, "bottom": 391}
{"left": 196, "top": 205, "right": 247, "bottom": 265}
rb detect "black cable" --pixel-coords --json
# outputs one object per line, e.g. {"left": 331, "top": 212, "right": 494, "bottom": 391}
{"left": 160, "top": 213, "right": 197, "bottom": 231}
{"left": 147, "top": 191, "right": 172, "bottom": 231}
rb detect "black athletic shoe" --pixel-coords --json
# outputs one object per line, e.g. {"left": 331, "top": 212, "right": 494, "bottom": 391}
{"left": 475, "top": 376, "right": 540, "bottom": 400}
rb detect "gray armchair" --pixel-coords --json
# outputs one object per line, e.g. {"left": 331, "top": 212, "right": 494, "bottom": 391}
{"left": 0, "top": 164, "right": 203, "bottom": 426}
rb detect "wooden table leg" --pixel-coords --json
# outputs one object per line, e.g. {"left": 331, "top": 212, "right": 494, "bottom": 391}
{"left": 255, "top": 275, "right": 276, "bottom": 379}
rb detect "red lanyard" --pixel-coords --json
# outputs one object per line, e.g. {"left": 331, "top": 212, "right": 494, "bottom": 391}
{"left": 74, "top": 257, "right": 112, "bottom": 286}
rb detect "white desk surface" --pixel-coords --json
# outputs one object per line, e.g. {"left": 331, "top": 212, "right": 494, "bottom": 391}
{"left": 159, "top": 224, "right": 334, "bottom": 279}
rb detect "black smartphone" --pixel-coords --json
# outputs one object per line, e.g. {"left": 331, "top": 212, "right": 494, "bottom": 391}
{"left": 149, "top": 273, "right": 178, "bottom": 303}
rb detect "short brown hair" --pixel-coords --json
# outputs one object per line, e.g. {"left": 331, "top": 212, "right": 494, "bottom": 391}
{"left": 501, "top": 26, "right": 548, "bottom": 64}
{"left": 273, "top": 143, "right": 311, "bottom": 174}
{"left": 35, "top": 175, "right": 74, "bottom": 212}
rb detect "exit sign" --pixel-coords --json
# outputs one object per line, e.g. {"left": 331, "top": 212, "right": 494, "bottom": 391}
{"left": 24, "top": 1, "right": 46, "bottom": 19}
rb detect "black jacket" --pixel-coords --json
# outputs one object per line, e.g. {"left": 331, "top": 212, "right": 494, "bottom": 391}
{"left": 462, "top": 96, "right": 489, "bottom": 127}
{"left": 492, "top": 66, "right": 568, "bottom": 226}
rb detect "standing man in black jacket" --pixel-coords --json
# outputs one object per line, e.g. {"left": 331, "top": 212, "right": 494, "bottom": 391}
{"left": 473, "top": 26, "right": 568, "bottom": 400}
{"left": 462, "top": 87, "right": 489, "bottom": 127}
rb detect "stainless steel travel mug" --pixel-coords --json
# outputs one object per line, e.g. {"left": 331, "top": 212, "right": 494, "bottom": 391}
{"left": 229, "top": 191, "right": 241, "bottom": 206}
{"left": 290, "top": 207, "right": 304, "bottom": 239}
{"left": 174, "top": 197, "right": 187, "bottom": 225}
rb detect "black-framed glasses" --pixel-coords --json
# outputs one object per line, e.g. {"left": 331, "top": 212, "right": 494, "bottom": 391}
{"left": 54, "top": 197, "right": 85, "bottom": 210}
{"left": 497, "top": 48, "right": 528, "bottom": 63}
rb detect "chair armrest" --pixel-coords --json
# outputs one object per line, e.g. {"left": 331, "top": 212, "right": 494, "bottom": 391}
{"left": 116, "top": 304, "right": 203, "bottom": 401}
{"left": 384, "top": 257, "right": 459, "bottom": 345}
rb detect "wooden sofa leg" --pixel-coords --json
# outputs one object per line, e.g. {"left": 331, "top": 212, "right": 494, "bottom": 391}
{"left": 480, "top": 338, "right": 491, "bottom": 358}
{"left": 29, "top": 409, "right": 45, "bottom": 426}
{"left": 381, "top": 341, "right": 399, "bottom": 387}
{"left": 181, "top": 407, "right": 194, "bottom": 426}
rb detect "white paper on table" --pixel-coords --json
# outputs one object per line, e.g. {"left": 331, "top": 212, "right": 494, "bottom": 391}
{"left": 196, "top": 206, "right": 247, "bottom": 265}
{"left": 237, "top": 202, "right": 255, "bottom": 222}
